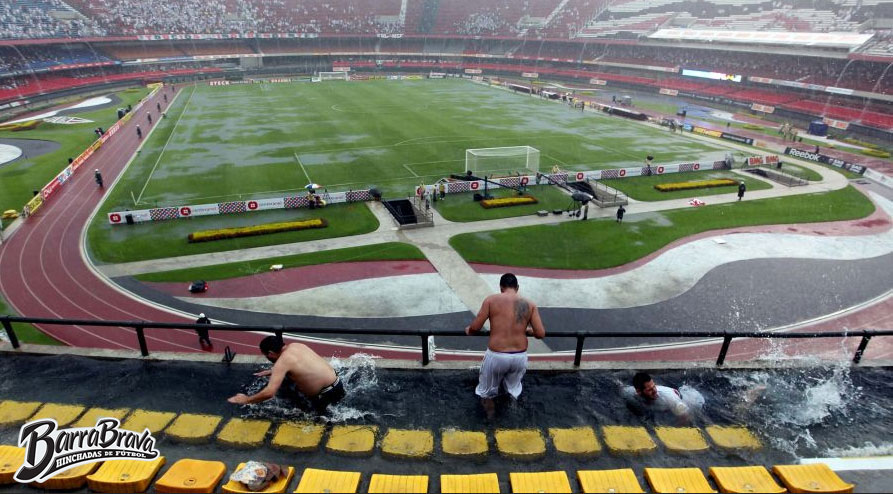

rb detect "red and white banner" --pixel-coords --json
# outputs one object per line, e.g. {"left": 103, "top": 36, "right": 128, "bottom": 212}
{"left": 465, "top": 69, "right": 483, "bottom": 74}
{"left": 521, "top": 72, "right": 539, "bottom": 79}
{"left": 589, "top": 78, "right": 607, "bottom": 86}
{"left": 822, "top": 117, "right": 850, "bottom": 130}
{"left": 659, "top": 88, "right": 679, "bottom": 96}
{"left": 751, "top": 103, "right": 775, "bottom": 113}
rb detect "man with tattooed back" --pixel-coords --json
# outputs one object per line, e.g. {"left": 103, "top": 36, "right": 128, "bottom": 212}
{"left": 466, "top": 273, "right": 546, "bottom": 412}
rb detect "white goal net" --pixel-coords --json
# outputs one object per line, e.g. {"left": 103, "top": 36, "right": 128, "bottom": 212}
{"left": 466, "top": 146, "right": 540, "bottom": 175}
{"left": 315, "top": 71, "right": 350, "bottom": 82}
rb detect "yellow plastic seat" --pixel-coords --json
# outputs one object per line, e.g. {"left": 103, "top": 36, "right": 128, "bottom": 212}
{"left": 577, "top": 469, "right": 645, "bottom": 493}
{"left": 294, "top": 467, "right": 361, "bottom": 493}
{"left": 441, "top": 473, "right": 500, "bottom": 493}
{"left": 71, "top": 407, "right": 131, "bottom": 428}
{"left": 654, "top": 427, "right": 710, "bottom": 453}
{"left": 121, "top": 409, "right": 177, "bottom": 434}
{"left": 773, "top": 464, "right": 854, "bottom": 493}
{"left": 0, "top": 446, "right": 24, "bottom": 485}
{"left": 495, "top": 429, "right": 546, "bottom": 459}
{"left": 509, "top": 471, "right": 572, "bottom": 493}
{"left": 644, "top": 467, "right": 717, "bottom": 493}
{"left": 164, "top": 413, "right": 222, "bottom": 443}
{"left": 86, "top": 456, "right": 166, "bottom": 493}
{"left": 325, "top": 425, "right": 378, "bottom": 456}
{"left": 381, "top": 429, "right": 434, "bottom": 459}
{"left": 154, "top": 458, "right": 226, "bottom": 493}
{"left": 0, "top": 400, "right": 42, "bottom": 427}
{"left": 30, "top": 403, "right": 85, "bottom": 426}
{"left": 709, "top": 466, "right": 786, "bottom": 493}
{"left": 271, "top": 421, "right": 325, "bottom": 452}
{"left": 34, "top": 462, "right": 100, "bottom": 490}
{"left": 368, "top": 474, "right": 428, "bottom": 493}
{"left": 217, "top": 418, "right": 272, "bottom": 448}
{"left": 221, "top": 463, "right": 295, "bottom": 493}
{"left": 549, "top": 427, "right": 601, "bottom": 456}
{"left": 706, "top": 426, "right": 761, "bottom": 450}
{"left": 601, "top": 426, "right": 657, "bottom": 454}
{"left": 441, "top": 429, "right": 488, "bottom": 457}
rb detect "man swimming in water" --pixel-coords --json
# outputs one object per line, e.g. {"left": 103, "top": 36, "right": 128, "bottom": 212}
{"left": 227, "top": 336, "right": 345, "bottom": 414}
{"left": 466, "top": 273, "right": 546, "bottom": 416}
{"left": 622, "top": 372, "right": 704, "bottom": 423}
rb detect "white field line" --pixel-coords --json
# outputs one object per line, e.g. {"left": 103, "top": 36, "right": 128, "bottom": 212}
{"left": 134, "top": 85, "right": 195, "bottom": 205}
{"left": 402, "top": 163, "right": 419, "bottom": 177}
{"left": 293, "top": 152, "right": 312, "bottom": 184}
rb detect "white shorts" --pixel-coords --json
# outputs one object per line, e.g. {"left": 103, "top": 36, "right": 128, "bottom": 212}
{"left": 475, "top": 349, "right": 528, "bottom": 399}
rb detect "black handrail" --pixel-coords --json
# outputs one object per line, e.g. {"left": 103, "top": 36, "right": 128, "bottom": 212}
{"left": 2, "top": 315, "right": 890, "bottom": 366}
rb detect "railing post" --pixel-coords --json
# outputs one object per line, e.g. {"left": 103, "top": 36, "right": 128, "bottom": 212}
{"left": 716, "top": 335, "right": 733, "bottom": 366}
{"left": 574, "top": 335, "right": 585, "bottom": 367}
{"left": 421, "top": 335, "right": 430, "bottom": 366}
{"left": 853, "top": 335, "right": 872, "bottom": 364}
{"left": 135, "top": 326, "right": 149, "bottom": 357}
{"left": 1, "top": 317, "right": 20, "bottom": 349}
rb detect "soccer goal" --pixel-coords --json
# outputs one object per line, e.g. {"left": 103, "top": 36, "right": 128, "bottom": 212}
{"left": 315, "top": 71, "right": 350, "bottom": 82}
{"left": 466, "top": 146, "right": 540, "bottom": 176}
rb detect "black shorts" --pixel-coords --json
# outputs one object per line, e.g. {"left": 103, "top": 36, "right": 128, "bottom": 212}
{"left": 311, "top": 377, "right": 345, "bottom": 414}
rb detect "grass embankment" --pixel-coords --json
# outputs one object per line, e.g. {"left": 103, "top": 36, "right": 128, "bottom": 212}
{"left": 602, "top": 171, "right": 771, "bottom": 202}
{"left": 135, "top": 242, "right": 425, "bottom": 282}
{"left": 450, "top": 186, "right": 874, "bottom": 270}
{"left": 435, "top": 185, "right": 572, "bottom": 222}
{"left": 0, "top": 295, "right": 61, "bottom": 345}
{"left": 0, "top": 87, "right": 151, "bottom": 212}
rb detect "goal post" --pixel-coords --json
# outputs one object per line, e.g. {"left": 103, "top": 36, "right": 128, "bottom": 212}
{"left": 465, "top": 146, "right": 540, "bottom": 175}
{"left": 316, "top": 71, "right": 350, "bottom": 82}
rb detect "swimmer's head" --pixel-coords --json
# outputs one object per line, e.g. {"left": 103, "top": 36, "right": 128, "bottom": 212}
{"left": 633, "top": 372, "right": 658, "bottom": 401}
{"left": 199, "top": 313, "right": 205, "bottom": 318}
{"left": 259, "top": 335, "right": 284, "bottom": 362}
{"left": 499, "top": 273, "right": 519, "bottom": 292}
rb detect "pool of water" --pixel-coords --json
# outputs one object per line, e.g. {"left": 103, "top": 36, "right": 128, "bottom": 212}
{"left": 0, "top": 353, "right": 890, "bottom": 491}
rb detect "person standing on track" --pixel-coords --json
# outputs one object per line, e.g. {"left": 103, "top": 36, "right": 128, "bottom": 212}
{"left": 94, "top": 169, "right": 103, "bottom": 188}
{"left": 195, "top": 313, "right": 212, "bottom": 348}
{"left": 136, "top": 125, "right": 142, "bottom": 139}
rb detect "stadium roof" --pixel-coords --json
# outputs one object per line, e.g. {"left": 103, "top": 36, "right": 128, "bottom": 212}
{"left": 648, "top": 29, "right": 874, "bottom": 50}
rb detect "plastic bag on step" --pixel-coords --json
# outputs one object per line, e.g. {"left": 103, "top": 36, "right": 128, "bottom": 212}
{"left": 230, "top": 461, "right": 285, "bottom": 491}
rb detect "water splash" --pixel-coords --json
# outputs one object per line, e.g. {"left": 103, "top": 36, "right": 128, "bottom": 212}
{"left": 824, "top": 442, "right": 893, "bottom": 458}
{"left": 241, "top": 353, "right": 382, "bottom": 423}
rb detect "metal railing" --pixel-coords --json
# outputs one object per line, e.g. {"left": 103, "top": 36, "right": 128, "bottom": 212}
{"left": 2, "top": 315, "right": 890, "bottom": 367}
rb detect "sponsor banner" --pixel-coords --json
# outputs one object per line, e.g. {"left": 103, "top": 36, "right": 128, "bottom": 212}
{"left": 749, "top": 76, "right": 774, "bottom": 84}
{"left": 246, "top": 198, "right": 284, "bottom": 211}
{"left": 137, "top": 33, "right": 318, "bottom": 41}
{"left": 429, "top": 72, "right": 446, "bottom": 79}
{"left": 24, "top": 194, "right": 43, "bottom": 216}
{"left": 823, "top": 117, "right": 850, "bottom": 130}
{"left": 521, "top": 72, "right": 539, "bottom": 78}
{"left": 659, "top": 88, "right": 679, "bottom": 96}
{"left": 825, "top": 86, "right": 854, "bottom": 96}
{"left": 784, "top": 147, "right": 866, "bottom": 174}
{"left": 751, "top": 103, "right": 775, "bottom": 113}
{"left": 331, "top": 66, "right": 350, "bottom": 72}
{"left": 402, "top": 75, "right": 424, "bottom": 80}
{"left": 465, "top": 69, "right": 482, "bottom": 74}
{"left": 589, "top": 78, "right": 607, "bottom": 85}
{"left": 719, "top": 132, "right": 754, "bottom": 145}
{"left": 692, "top": 126, "right": 723, "bottom": 138}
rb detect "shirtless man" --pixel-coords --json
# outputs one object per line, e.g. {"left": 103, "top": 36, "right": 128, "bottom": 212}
{"left": 227, "top": 336, "right": 345, "bottom": 413}
{"left": 466, "top": 273, "right": 545, "bottom": 409}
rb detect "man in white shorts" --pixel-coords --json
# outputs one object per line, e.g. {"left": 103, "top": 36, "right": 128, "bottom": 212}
{"left": 466, "top": 273, "right": 546, "bottom": 416}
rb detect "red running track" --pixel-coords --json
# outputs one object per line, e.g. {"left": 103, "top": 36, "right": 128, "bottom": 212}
{"left": 1, "top": 84, "right": 889, "bottom": 364}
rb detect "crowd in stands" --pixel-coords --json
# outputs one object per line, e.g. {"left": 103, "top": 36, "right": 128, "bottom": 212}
{"left": 0, "top": 0, "right": 891, "bottom": 41}
{"left": 0, "top": 0, "right": 104, "bottom": 39}
{"left": 0, "top": 43, "right": 112, "bottom": 75}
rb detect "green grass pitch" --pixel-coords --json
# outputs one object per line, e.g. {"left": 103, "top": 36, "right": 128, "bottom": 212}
{"left": 121, "top": 78, "right": 731, "bottom": 207}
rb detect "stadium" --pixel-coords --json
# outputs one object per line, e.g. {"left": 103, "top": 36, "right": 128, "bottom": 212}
{"left": 0, "top": 0, "right": 892, "bottom": 492}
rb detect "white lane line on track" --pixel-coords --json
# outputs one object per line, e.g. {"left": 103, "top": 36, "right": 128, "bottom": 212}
{"left": 134, "top": 85, "right": 195, "bottom": 205}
